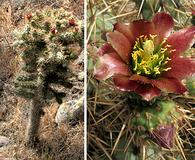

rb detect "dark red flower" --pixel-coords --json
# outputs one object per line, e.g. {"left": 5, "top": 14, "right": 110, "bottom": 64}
{"left": 94, "top": 12, "right": 195, "bottom": 101}
{"left": 192, "top": 10, "right": 195, "bottom": 16}
{"left": 51, "top": 28, "right": 58, "bottom": 34}
{"left": 26, "top": 13, "right": 32, "bottom": 20}
{"left": 69, "top": 18, "right": 76, "bottom": 26}
{"left": 150, "top": 124, "right": 175, "bottom": 148}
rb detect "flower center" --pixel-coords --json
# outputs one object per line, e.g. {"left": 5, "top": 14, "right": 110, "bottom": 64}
{"left": 131, "top": 35, "right": 171, "bottom": 78}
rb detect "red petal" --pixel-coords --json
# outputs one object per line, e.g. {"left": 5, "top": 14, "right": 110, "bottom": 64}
{"left": 152, "top": 12, "right": 174, "bottom": 43}
{"left": 167, "top": 26, "right": 195, "bottom": 58}
{"left": 114, "top": 23, "right": 133, "bottom": 42}
{"left": 135, "top": 84, "right": 161, "bottom": 101}
{"left": 129, "top": 20, "right": 155, "bottom": 42}
{"left": 152, "top": 78, "right": 187, "bottom": 94}
{"left": 107, "top": 31, "right": 131, "bottom": 63}
{"left": 192, "top": 10, "right": 195, "bottom": 16}
{"left": 150, "top": 124, "right": 175, "bottom": 149}
{"left": 97, "top": 43, "right": 115, "bottom": 56}
{"left": 129, "top": 74, "right": 151, "bottom": 84}
{"left": 113, "top": 75, "right": 140, "bottom": 91}
{"left": 164, "top": 57, "right": 195, "bottom": 79}
{"left": 94, "top": 52, "right": 130, "bottom": 80}
{"left": 113, "top": 75, "right": 161, "bottom": 100}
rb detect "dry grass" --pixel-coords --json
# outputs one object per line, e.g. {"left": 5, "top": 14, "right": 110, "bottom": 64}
{"left": 0, "top": 99, "right": 84, "bottom": 160}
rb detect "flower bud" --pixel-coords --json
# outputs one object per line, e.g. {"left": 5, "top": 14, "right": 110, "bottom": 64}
{"left": 26, "top": 13, "right": 32, "bottom": 20}
{"left": 51, "top": 28, "right": 58, "bottom": 34}
{"left": 69, "top": 18, "right": 76, "bottom": 26}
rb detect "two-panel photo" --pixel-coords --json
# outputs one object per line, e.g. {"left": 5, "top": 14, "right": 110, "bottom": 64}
{"left": 0, "top": 0, "right": 194, "bottom": 160}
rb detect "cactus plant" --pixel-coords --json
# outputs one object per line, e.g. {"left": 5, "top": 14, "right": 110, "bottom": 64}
{"left": 87, "top": 0, "right": 195, "bottom": 159}
{"left": 13, "top": 7, "right": 83, "bottom": 147}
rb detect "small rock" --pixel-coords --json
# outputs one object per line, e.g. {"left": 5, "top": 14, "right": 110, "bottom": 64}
{"left": 55, "top": 96, "right": 83, "bottom": 125}
{"left": 0, "top": 136, "right": 10, "bottom": 147}
{"left": 55, "top": 102, "right": 69, "bottom": 125}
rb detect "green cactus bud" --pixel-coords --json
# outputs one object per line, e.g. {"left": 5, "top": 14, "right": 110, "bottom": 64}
{"left": 131, "top": 100, "right": 182, "bottom": 131}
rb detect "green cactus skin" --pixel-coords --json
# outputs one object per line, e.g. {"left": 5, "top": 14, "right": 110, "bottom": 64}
{"left": 185, "top": 76, "right": 195, "bottom": 96}
{"left": 13, "top": 8, "right": 83, "bottom": 147}
{"left": 131, "top": 100, "right": 182, "bottom": 131}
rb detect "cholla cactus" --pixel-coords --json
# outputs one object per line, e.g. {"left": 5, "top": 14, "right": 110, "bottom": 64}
{"left": 13, "top": 7, "right": 83, "bottom": 147}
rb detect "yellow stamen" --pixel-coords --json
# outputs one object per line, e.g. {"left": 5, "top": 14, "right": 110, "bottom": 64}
{"left": 131, "top": 35, "right": 171, "bottom": 78}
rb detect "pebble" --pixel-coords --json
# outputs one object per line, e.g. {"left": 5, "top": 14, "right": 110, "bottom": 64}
{"left": 0, "top": 136, "right": 10, "bottom": 147}
{"left": 55, "top": 96, "right": 83, "bottom": 125}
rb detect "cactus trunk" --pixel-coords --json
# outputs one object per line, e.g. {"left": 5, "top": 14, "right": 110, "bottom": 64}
{"left": 26, "top": 86, "right": 43, "bottom": 147}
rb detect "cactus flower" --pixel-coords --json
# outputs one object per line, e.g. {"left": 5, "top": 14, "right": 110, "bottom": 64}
{"left": 51, "top": 28, "right": 58, "bottom": 34}
{"left": 26, "top": 13, "right": 32, "bottom": 20}
{"left": 69, "top": 18, "right": 76, "bottom": 26}
{"left": 192, "top": 10, "right": 195, "bottom": 16}
{"left": 94, "top": 12, "right": 195, "bottom": 101}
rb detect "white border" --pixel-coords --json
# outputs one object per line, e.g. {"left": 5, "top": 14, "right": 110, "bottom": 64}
{"left": 84, "top": 0, "right": 87, "bottom": 159}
